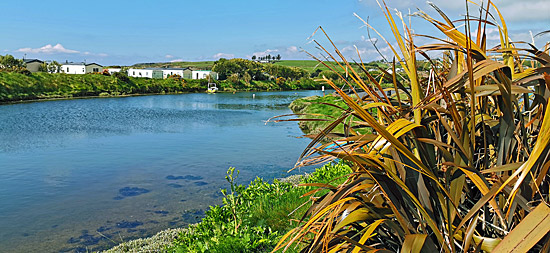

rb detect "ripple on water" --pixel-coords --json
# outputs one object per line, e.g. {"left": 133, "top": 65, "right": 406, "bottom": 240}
{"left": 166, "top": 175, "right": 203, "bottom": 180}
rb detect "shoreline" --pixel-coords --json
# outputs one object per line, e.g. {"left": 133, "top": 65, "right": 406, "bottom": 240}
{"left": 0, "top": 71, "right": 323, "bottom": 105}
{"left": 101, "top": 227, "right": 187, "bottom": 253}
{"left": 0, "top": 91, "right": 193, "bottom": 105}
{"left": 101, "top": 173, "right": 309, "bottom": 252}
{"left": 0, "top": 88, "right": 322, "bottom": 106}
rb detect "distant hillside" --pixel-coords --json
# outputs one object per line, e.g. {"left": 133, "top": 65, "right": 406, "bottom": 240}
{"left": 274, "top": 60, "right": 388, "bottom": 73}
{"left": 131, "top": 60, "right": 388, "bottom": 73}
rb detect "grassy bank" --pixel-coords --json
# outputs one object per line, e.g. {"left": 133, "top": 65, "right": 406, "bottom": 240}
{"left": 0, "top": 72, "right": 322, "bottom": 103}
{"left": 288, "top": 94, "right": 348, "bottom": 135}
{"left": 103, "top": 162, "right": 351, "bottom": 252}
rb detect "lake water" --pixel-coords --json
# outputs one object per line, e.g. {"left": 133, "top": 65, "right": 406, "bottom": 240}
{"left": 0, "top": 91, "right": 321, "bottom": 252}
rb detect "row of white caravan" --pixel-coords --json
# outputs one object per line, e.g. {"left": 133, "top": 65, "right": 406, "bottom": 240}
{"left": 59, "top": 61, "right": 215, "bottom": 80}
{"left": 125, "top": 68, "right": 217, "bottom": 80}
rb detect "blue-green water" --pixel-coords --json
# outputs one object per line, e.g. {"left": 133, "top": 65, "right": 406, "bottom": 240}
{"left": 0, "top": 91, "right": 321, "bottom": 252}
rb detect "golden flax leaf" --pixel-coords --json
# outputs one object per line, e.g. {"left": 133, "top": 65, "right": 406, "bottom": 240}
{"left": 368, "top": 119, "right": 422, "bottom": 157}
{"left": 493, "top": 203, "right": 550, "bottom": 252}
{"left": 401, "top": 234, "right": 428, "bottom": 253}
{"left": 351, "top": 219, "right": 386, "bottom": 253}
{"left": 360, "top": 102, "right": 397, "bottom": 112}
{"left": 444, "top": 59, "right": 510, "bottom": 92}
{"left": 480, "top": 162, "right": 524, "bottom": 174}
{"left": 331, "top": 208, "right": 372, "bottom": 232}
{"left": 273, "top": 227, "right": 300, "bottom": 252}
{"left": 444, "top": 161, "right": 505, "bottom": 225}
{"left": 497, "top": 100, "right": 550, "bottom": 212}
{"left": 466, "top": 84, "right": 532, "bottom": 97}
{"left": 471, "top": 236, "right": 501, "bottom": 252}
{"left": 454, "top": 183, "right": 503, "bottom": 234}
{"left": 462, "top": 214, "right": 479, "bottom": 251}
{"left": 279, "top": 1, "right": 549, "bottom": 252}
{"left": 417, "top": 11, "right": 486, "bottom": 60}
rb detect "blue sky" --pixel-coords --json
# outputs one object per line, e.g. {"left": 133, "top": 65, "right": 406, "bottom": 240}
{"left": 1, "top": 0, "right": 548, "bottom": 66}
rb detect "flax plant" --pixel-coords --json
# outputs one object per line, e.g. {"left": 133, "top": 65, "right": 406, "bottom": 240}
{"left": 274, "top": 1, "right": 550, "bottom": 252}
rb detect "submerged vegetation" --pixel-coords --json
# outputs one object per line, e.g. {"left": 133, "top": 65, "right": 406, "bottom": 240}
{"left": 273, "top": 1, "right": 550, "bottom": 252}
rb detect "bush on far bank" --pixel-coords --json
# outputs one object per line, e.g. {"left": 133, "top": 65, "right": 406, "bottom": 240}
{"left": 0, "top": 72, "right": 325, "bottom": 103}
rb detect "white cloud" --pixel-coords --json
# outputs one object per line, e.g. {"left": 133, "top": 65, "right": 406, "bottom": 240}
{"left": 432, "top": 0, "right": 550, "bottom": 22}
{"left": 170, "top": 59, "right": 184, "bottom": 62}
{"left": 498, "top": 1, "right": 550, "bottom": 22}
{"left": 82, "top": 51, "right": 108, "bottom": 57}
{"left": 165, "top": 54, "right": 175, "bottom": 59}
{"left": 287, "top": 46, "right": 299, "bottom": 53}
{"left": 357, "top": 0, "right": 550, "bottom": 24}
{"left": 16, "top": 43, "right": 79, "bottom": 54}
{"left": 252, "top": 49, "right": 279, "bottom": 57}
{"left": 213, "top": 52, "right": 235, "bottom": 59}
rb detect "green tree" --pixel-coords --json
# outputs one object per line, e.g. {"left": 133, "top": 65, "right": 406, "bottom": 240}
{"left": 47, "top": 61, "right": 62, "bottom": 73}
{"left": 0, "top": 54, "right": 24, "bottom": 70}
{"left": 212, "top": 58, "right": 266, "bottom": 81}
{"left": 38, "top": 62, "right": 48, "bottom": 72}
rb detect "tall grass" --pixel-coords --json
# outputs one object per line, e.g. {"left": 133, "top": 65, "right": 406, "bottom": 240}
{"left": 275, "top": 1, "right": 550, "bottom": 252}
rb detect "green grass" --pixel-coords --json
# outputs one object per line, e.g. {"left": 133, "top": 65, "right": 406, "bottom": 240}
{"left": 289, "top": 94, "right": 349, "bottom": 135}
{"left": 169, "top": 162, "right": 352, "bottom": 253}
{"left": 274, "top": 60, "right": 333, "bottom": 72}
{"left": 275, "top": 60, "right": 388, "bottom": 73}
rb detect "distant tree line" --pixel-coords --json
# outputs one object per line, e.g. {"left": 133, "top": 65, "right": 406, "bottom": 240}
{"left": 251, "top": 54, "right": 281, "bottom": 62}
{"left": 212, "top": 58, "right": 308, "bottom": 83}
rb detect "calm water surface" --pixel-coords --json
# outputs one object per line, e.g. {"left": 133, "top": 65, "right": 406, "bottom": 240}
{"left": 0, "top": 91, "right": 321, "bottom": 252}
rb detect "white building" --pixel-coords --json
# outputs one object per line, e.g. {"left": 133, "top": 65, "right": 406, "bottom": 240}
{"left": 127, "top": 68, "right": 163, "bottom": 79}
{"left": 161, "top": 68, "right": 191, "bottom": 79}
{"left": 105, "top": 68, "right": 122, "bottom": 75}
{"left": 61, "top": 62, "right": 102, "bottom": 74}
{"left": 192, "top": 70, "right": 218, "bottom": 80}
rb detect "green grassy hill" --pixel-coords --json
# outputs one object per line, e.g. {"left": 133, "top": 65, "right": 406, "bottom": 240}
{"left": 131, "top": 59, "right": 388, "bottom": 74}
{"left": 275, "top": 60, "right": 388, "bottom": 73}
{"left": 274, "top": 60, "right": 333, "bottom": 72}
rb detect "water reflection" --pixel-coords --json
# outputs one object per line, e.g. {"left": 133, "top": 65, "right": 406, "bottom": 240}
{"left": 0, "top": 90, "right": 323, "bottom": 252}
